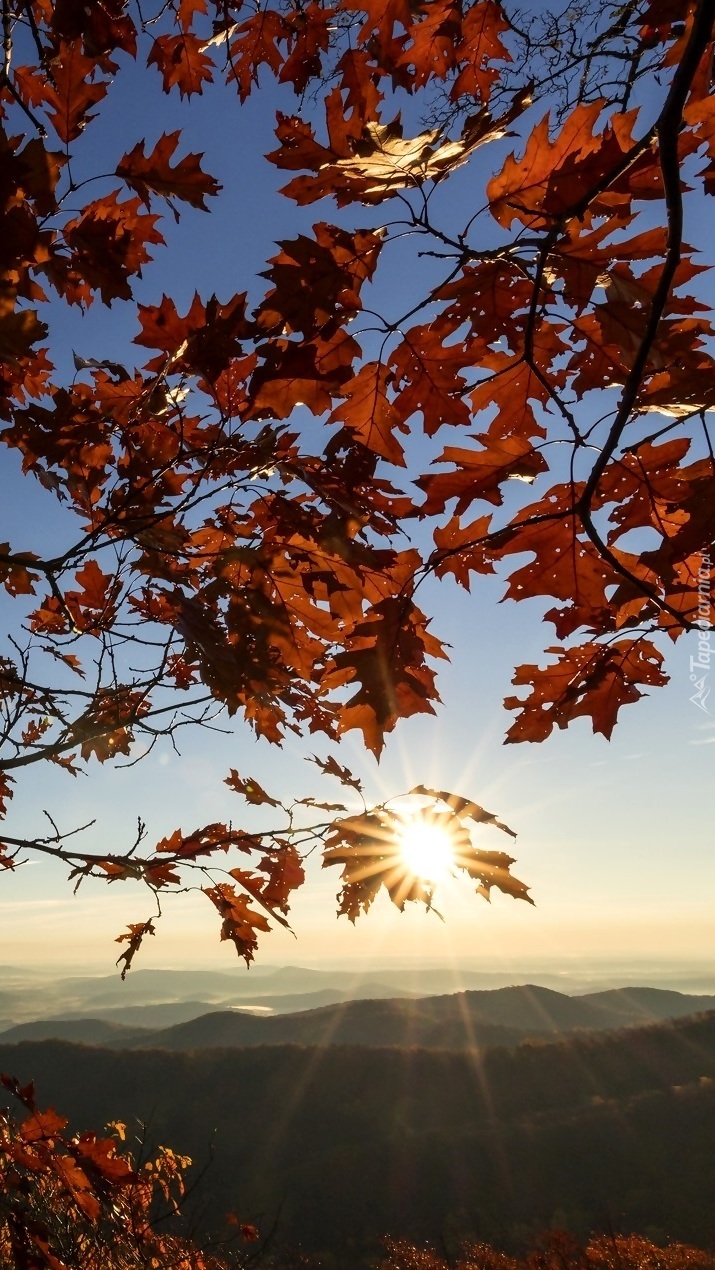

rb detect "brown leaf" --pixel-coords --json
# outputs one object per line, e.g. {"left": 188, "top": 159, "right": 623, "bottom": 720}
{"left": 505, "top": 640, "right": 668, "bottom": 742}
{"left": 331, "top": 362, "right": 408, "bottom": 465}
{"left": 226, "top": 10, "right": 289, "bottom": 101}
{"left": 408, "top": 785, "right": 517, "bottom": 837}
{"left": 224, "top": 770, "right": 281, "bottom": 806}
{"left": 203, "top": 883, "right": 271, "bottom": 966}
{"left": 147, "top": 32, "right": 215, "bottom": 97}
{"left": 418, "top": 433, "right": 548, "bottom": 514}
{"left": 272, "top": 92, "right": 528, "bottom": 206}
{"left": 488, "top": 103, "right": 638, "bottom": 229}
{"left": 115, "top": 919, "right": 156, "bottom": 978}
{"left": 117, "top": 132, "right": 221, "bottom": 209}
{"left": 323, "top": 811, "right": 432, "bottom": 920}
{"left": 45, "top": 41, "right": 109, "bottom": 142}
{"left": 309, "top": 753, "right": 364, "bottom": 793}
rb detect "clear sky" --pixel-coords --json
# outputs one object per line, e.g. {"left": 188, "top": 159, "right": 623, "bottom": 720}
{"left": 1, "top": 26, "right": 713, "bottom": 979}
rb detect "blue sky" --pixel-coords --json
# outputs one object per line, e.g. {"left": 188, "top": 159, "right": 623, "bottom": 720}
{"left": 1, "top": 31, "right": 713, "bottom": 976}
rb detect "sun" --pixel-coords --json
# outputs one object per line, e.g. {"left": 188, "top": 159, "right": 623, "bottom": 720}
{"left": 395, "top": 812, "right": 456, "bottom": 885}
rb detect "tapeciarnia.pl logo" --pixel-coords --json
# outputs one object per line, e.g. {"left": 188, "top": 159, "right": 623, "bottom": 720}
{"left": 690, "top": 553, "right": 712, "bottom": 713}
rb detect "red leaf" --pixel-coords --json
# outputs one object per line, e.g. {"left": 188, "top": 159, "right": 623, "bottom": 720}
{"left": 19, "top": 1108, "right": 68, "bottom": 1144}
{"left": 488, "top": 104, "right": 638, "bottom": 229}
{"left": 45, "top": 41, "right": 109, "bottom": 142}
{"left": 418, "top": 433, "right": 548, "bottom": 514}
{"left": 256, "top": 844, "right": 306, "bottom": 912}
{"left": 327, "top": 596, "right": 441, "bottom": 755}
{"left": 451, "top": 0, "right": 511, "bottom": 102}
{"left": 227, "top": 10, "right": 289, "bottom": 101}
{"left": 116, "top": 132, "right": 221, "bottom": 210}
{"left": 147, "top": 33, "right": 215, "bottom": 97}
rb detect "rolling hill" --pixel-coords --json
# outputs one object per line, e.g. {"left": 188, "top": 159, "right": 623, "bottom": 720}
{"left": 2, "top": 983, "right": 714, "bottom": 1051}
{"left": 3, "top": 964, "right": 715, "bottom": 1034}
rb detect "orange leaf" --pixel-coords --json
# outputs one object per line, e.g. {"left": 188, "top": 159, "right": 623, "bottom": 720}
{"left": 505, "top": 640, "right": 668, "bottom": 742}
{"left": 331, "top": 362, "right": 407, "bottom": 465}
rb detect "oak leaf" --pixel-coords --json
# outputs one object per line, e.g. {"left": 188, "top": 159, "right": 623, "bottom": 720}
{"left": 224, "top": 770, "right": 281, "bottom": 806}
{"left": 391, "top": 325, "right": 472, "bottom": 434}
{"left": 203, "top": 883, "right": 271, "bottom": 965}
{"left": 57, "top": 192, "right": 164, "bottom": 306}
{"left": 272, "top": 100, "right": 525, "bottom": 206}
{"left": 148, "top": 33, "right": 215, "bottom": 97}
{"left": 488, "top": 103, "right": 638, "bottom": 229}
{"left": 310, "top": 752, "right": 364, "bottom": 792}
{"left": 323, "top": 811, "right": 432, "bottom": 921}
{"left": 431, "top": 514, "right": 497, "bottom": 587}
{"left": 115, "top": 919, "right": 156, "bottom": 978}
{"left": 256, "top": 844, "right": 306, "bottom": 912}
{"left": 45, "top": 41, "right": 109, "bottom": 142}
{"left": 280, "top": 4, "right": 334, "bottom": 92}
{"left": 327, "top": 595, "right": 441, "bottom": 755}
{"left": 408, "top": 786, "right": 517, "bottom": 837}
{"left": 396, "top": 0, "right": 462, "bottom": 89}
{"left": 330, "top": 362, "right": 408, "bottom": 465}
{"left": 257, "top": 223, "right": 383, "bottom": 336}
{"left": 227, "top": 10, "right": 289, "bottom": 101}
{"left": 451, "top": 0, "right": 511, "bottom": 101}
{"left": 117, "top": 132, "right": 221, "bottom": 210}
{"left": 505, "top": 640, "right": 669, "bottom": 742}
{"left": 50, "top": 0, "right": 138, "bottom": 57}
{"left": 418, "top": 433, "right": 548, "bottom": 514}
{"left": 19, "top": 1108, "right": 68, "bottom": 1144}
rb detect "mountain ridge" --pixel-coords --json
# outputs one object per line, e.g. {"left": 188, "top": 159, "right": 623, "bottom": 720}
{"left": 2, "top": 983, "right": 714, "bottom": 1050}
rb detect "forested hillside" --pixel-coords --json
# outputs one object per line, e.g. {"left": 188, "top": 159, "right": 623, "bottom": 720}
{"left": 2, "top": 1013, "right": 715, "bottom": 1261}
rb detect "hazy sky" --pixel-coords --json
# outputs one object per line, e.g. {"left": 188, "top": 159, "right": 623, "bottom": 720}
{"left": 3, "top": 553, "right": 713, "bottom": 973}
{"left": 1, "top": 35, "right": 713, "bottom": 978}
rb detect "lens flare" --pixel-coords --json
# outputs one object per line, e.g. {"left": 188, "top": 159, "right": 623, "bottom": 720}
{"left": 395, "top": 813, "right": 456, "bottom": 884}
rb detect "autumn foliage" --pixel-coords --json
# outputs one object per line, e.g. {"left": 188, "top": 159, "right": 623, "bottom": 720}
{"left": 0, "top": 1075, "right": 259, "bottom": 1270}
{"left": 0, "top": 0, "right": 714, "bottom": 962}
{"left": 3, "top": 1071, "right": 715, "bottom": 1270}
{"left": 378, "top": 1232, "right": 715, "bottom": 1270}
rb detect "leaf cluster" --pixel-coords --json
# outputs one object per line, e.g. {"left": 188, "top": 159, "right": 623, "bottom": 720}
{"left": 0, "top": 0, "right": 713, "bottom": 963}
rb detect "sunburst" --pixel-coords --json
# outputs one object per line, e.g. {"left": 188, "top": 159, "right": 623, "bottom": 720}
{"left": 394, "top": 810, "right": 458, "bottom": 885}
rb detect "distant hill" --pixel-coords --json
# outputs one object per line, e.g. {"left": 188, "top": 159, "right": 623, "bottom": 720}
{"left": 127, "top": 984, "right": 714, "bottom": 1050}
{"left": 4, "top": 964, "right": 715, "bottom": 1033}
{"left": 3, "top": 984, "right": 714, "bottom": 1050}
{"left": 0, "top": 966, "right": 422, "bottom": 1029}
{"left": 122, "top": 992, "right": 528, "bottom": 1050}
{"left": 6, "top": 963, "right": 690, "bottom": 1030}
{"left": 3, "top": 1013, "right": 715, "bottom": 1259}
{"left": 61, "top": 984, "right": 422, "bottom": 1028}
{"left": 0, "top": 1017, "right": 143, "bottom": 1045}
{"left": 577, "top": 985, "right": 715, "bottom": 1023}
{"left": 115, "top": 984, "right": 715, "bottom": 1049}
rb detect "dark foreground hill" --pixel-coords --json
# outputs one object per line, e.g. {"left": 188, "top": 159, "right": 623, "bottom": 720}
{"left": 3, "top": 984, "right": 714, "bottom": 1049}
{"left": 2, "top": 1012, "right": 715, "bottom": 1261}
